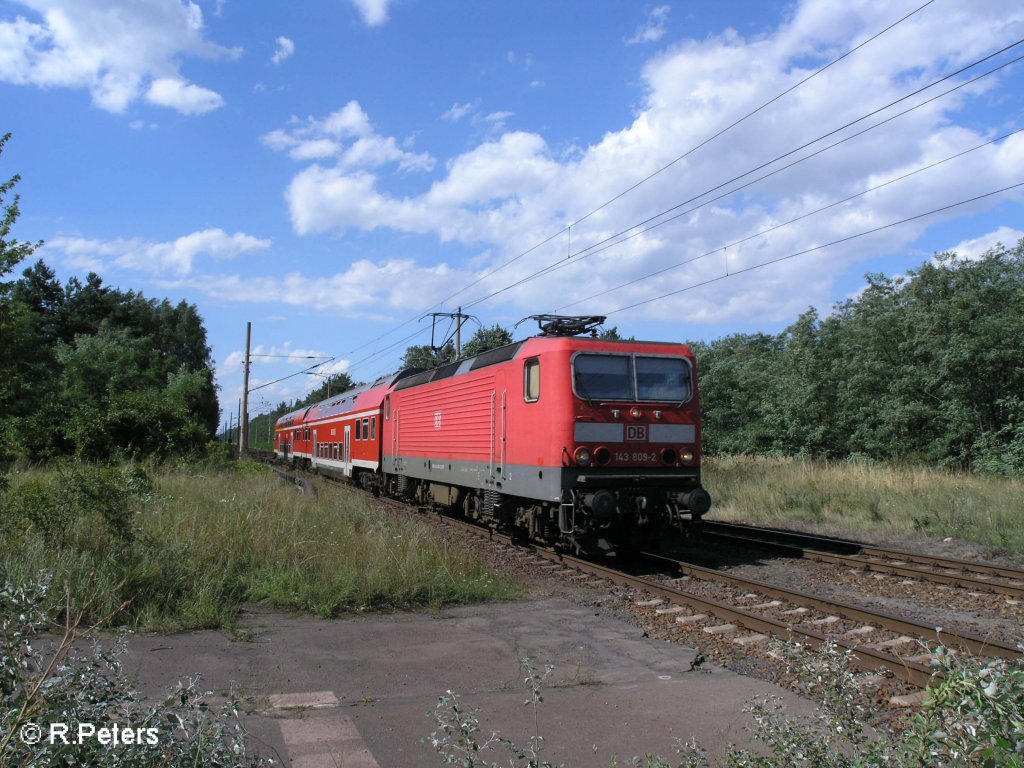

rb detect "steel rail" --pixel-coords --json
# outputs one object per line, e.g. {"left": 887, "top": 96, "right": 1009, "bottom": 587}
{"left": 439, "top": 517, "right": 944, "bottom": 687}
{"left": 701, "top": 521, "right": 1024, "bottom": 582}
{"left": 638, "top": 550, "right": 1021, "bottom": 662}
{"left": 700, "top": 529, "right": 1024, "bottom": 598}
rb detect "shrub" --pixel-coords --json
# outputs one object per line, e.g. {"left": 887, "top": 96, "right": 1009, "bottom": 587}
{"left": 0, "top": 575, "right": 271, "bottom": 767}
{"left": 426, "top": 642, "right": 1024, "bottom": 767}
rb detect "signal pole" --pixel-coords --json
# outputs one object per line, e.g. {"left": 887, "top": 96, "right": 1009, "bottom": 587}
{"left": 241, "top": 321, "right": 252, "bottom": 453}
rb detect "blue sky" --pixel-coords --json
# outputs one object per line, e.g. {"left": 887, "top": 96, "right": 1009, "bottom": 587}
{"left": 2, "top": 0, "right": 1022, "bottom": 427}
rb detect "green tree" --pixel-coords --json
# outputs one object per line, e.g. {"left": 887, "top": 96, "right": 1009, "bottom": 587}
{"left": 763, "top": 308, "right": 846, "bottom": 457}
{"left": 401, "top": 341, "right": 456, "bottom": 370}
{"left": 694, "top": 240, "right": 1024, "bottom": 472}
{"left": 598, "top": 325, "right": 635, "bottom": 341}
{"left": 691, "top": 333, "right": 782, "bottom": 455}
{"left": 56, "top": 324, "right": 211, "bottom": 459}
{"left": 460, "top": 323, "right": 513, "bottom": 357}
{"left": 0, "top": 133, "right": 44, "bottom": 459}
{"left": 0, "top": 133, "right": 41, "bottom": 280}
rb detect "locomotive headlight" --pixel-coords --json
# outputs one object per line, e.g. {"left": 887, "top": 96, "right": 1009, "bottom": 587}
{"left": 629, "top": 407, "right": 642, "bottom": 418}
{"left": 574, "top": 446, "right": 592, "bottom": 466}
{"left": 679, "top": 449, "right": 695, "bottom": 465}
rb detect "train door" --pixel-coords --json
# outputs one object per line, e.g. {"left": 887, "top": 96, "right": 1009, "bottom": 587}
{"left": 312, "top": 430, "right": 318, "bottom": 469}
{"left": 343, "top": 425, "right": 352, "bottom": 478}
{"left": 488, "top": 373, "right": 508, "bottom": 482}
{"left": 392, "top": 409, "right": 401, "bottom": 473}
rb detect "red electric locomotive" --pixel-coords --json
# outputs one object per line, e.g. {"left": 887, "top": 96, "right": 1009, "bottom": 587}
{"left": 275, "top": 316, "right": 711, "bottom": 554}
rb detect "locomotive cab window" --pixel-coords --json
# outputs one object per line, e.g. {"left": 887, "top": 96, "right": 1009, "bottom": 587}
{"left": 573, "top": 353, "right": 692, "bottom": 403}
{"left": 636, "top": 356, "right": 691, "bottom": 401}
{"left": 573, "top": 354, "right": 632, "bottom": 400}
{"left": 524, "top": 358, "right": 540, "bottom": 402}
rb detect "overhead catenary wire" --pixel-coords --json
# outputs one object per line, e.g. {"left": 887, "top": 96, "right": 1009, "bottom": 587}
{"left": 554, "top": 125, "right": 1024, "bottom": 313}
{"left": 325, "top": 0, "right": 937, "bottom": 367}
{"left": 432, "top": 0, "right": 940, "bottom": 309}
{"left": 323, "top": 35, "right": 1019, "bottom": 387}
{"left": 340, "top": 84, "right": 1019, "bottom": 385}
{"left": 602, "top": 182, "right": 1024, "bottom": 317}
{"left": 457, "top": 39, "right": 1024, "bottom": 311}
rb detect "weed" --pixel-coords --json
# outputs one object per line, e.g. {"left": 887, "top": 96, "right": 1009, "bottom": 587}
{"left": 426, "top": 657, "right": 557, "bottom": 767}
{"left": 426, "top": 640, "right": 1024, "bottom": 767}
{"left": 0, "top": 574, "right": 272, "bottom": 767}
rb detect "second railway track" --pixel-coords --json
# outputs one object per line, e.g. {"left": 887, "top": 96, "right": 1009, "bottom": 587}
{"left": 700, "top": 520, "right": 1024, "bottom": 598}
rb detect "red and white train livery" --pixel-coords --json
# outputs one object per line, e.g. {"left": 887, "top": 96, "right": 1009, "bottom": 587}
{"left": 276, "top": 323, "right": 710, "bottom": 554}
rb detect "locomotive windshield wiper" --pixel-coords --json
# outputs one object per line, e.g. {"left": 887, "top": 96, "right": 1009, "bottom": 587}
{"left": 574, "top": 373, "right": 595, "bottom": 406}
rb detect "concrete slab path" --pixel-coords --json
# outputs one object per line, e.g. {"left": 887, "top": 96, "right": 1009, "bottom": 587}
{"left": 122, "top": 597, "right": 811, "bottom": 766}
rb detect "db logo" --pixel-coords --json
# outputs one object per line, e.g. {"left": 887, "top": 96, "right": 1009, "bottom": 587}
{"left": 625, "top": 425, "right": 648, "bottom": 442}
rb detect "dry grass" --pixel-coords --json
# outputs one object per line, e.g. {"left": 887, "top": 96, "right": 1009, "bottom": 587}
{"left": 1, "top": 461, "right": 524, "bottom": 630}
{"left": 703, "top": 455, "right": 1024, "bottom": 555}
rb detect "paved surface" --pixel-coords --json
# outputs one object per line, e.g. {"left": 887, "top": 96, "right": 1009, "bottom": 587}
{"left": 122, "top": 597, "right": 812, "bottom": 766}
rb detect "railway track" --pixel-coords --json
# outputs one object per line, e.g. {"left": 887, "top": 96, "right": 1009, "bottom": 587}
{"left": 700, "top": 520, "right": 1024, "bottom": 598}
{"left": 273, "top": 467, "right": 1022, "bottom": 692}
{"left": 432, "top": 514, "right": 1022, "bottom": 691}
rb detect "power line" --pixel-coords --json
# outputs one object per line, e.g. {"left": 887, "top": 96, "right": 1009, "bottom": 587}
{"left": 325, "top": 0, "right": 937, "bottom": 367}
{"left": 458, "top": 40, "right": 1024, "bottom": 310}
{"left": 514, "top": 61, "right": 1024, "bottom": 308}
{"left": 605, "top": 182, "right": 1024, "bottom": 317}
{"left": 437, "top": 0, "right": 939, "bottom": 308}
{"left": 566, "top": 0, "right": 938, "bottom": 231}
{"left": 555, "top": 126, "right": 1024, "bottom": 312}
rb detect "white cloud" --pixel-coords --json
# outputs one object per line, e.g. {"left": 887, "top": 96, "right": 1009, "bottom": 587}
{"left": 145, "top": 77, "right": 223, "bottom": 114}
{"left": 626, "top": 5, "right": 671, "bottom": 46}
{"left": 47, "top": 228, "right": 271, "bottom": 276}
{"left": 442, "top": 101, "right": 476, "bottom": 122}
{"left": 186, "top": 258, "right": 469, "bottom": 318}
{"left": 263, "top": 100, "right": 435, "bottom": 171}
{"left": 948, "top": 226, "right": 1024, "bottom": 261}
{"left": 350, "top": 0, "right": 391, "bottom": 27}
{"left": 271, "top": 1, "right": 1024, "bottom": 328}
{"left": 271, "top": 35, "right": 294, "bottom": 65}
{"left": 0, "top": 0, "right": 239, "bottom": 114}
{"left": 439, "top": 100, "right": 515, "bottom": 136}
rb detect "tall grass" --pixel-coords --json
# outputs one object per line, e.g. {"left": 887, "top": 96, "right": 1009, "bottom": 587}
{"left": 704, "top": 455, "right": 1024, "bottom": 554}
{"left": 0, "top": 461, "right": 524, "bottom": 630}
